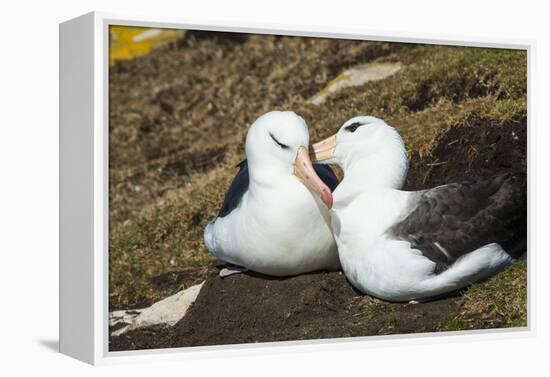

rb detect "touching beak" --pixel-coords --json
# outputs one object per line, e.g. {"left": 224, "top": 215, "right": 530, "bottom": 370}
{"left": 309, "top": 134, "right": 336, "bottom": 162}
{"left": 294, "top": 146, "right": 333, "bottom": 209}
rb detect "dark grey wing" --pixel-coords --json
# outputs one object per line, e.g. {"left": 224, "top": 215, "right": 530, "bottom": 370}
{"left": 313, "top": 164, "right": 339, "bottom": 192}
{"left": 388, "top": 173, "right": 527, "bottom": 273}
{"left": 218, "top": 159, "right": 249, "bottom": 218}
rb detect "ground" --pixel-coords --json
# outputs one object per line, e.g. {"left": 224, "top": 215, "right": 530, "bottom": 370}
{"left": 108, "top": 30, "right": 527, "bottom": 351}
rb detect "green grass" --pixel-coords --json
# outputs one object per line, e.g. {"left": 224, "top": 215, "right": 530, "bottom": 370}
{"left": 438, "top": 318, "right": 469, "bottom": 332}
{"left": 438, "top": 262, "right": 528, "bottom": 331}
{"left": 342, "top": 330, "right": 355, "bottom": 337}
{"left": 356, "top": 295, "right": 393, "bottom": 323}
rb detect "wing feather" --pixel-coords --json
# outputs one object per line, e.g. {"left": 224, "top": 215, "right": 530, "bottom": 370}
{"left": 388, "top": 173, "right": 526, "bottom": 273}
{"left": 217, "top": 160, "right": 339, "bottom": 218}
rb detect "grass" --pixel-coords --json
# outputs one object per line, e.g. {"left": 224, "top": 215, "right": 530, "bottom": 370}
{"left": 109, "top": 29, "right": 527, "bottom": 325}
{"left": 439, "top": 262, "right": 528, "bottom": 331}
{"left": 342, "top": 330, "right": 355, "bottom": 337}
{"left": 356, "top": 295, "right": 393, "bottom": 323}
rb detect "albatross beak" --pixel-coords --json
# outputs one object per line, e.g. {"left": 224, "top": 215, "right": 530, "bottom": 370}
{"left": 294, "top": 146, "right": 333, "bottom": 209}
{"left": 309, "top": 135, "right": 336, "bottom": 162}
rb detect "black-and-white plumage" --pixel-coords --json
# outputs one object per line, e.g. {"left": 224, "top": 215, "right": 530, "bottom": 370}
{"left": 218, "top": 159, "right": 339, "bottom": 218}
{"left": 310, "top": 116, "right": 527, "bottom": 302}
{"left": 204, "top": 111, "right": 340, "bottom": 276}
{"left": 388, "top": 173, "right": 526, "bottom": 274}
{"left": 217, "top": 160, "right": 249, "bottom": 218}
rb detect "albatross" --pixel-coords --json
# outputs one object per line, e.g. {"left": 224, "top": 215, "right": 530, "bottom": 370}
{"left": 310, "top": 116, "right": 526, "bottom": 302}
{"left": 204, "top": 111, "right": 340, "bottom": 277}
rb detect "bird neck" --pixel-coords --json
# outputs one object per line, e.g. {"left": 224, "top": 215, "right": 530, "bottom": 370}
{"left": 340, "top": 147, "right": 408, "bottom": 193}
{"left": 248, "top": 160, "right": 292, "bottom": 185}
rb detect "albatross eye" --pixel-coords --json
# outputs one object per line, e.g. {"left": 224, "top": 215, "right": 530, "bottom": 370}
{"left": 269, "top": 133, "right": 289, "bottom": 149}
{"left": 344, "top": 121, "right": 368, "bottom": 133}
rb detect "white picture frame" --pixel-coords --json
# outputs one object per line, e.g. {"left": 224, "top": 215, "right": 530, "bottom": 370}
{"left": 59, "top": 11, "right": 534, "bottom": 365}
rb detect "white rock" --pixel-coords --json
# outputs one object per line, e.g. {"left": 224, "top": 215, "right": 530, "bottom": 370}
{"left": 109, "top": 281, "right": 204, "bottom": 336}
{"left": 308, "top": 63, "right": 402, "bottom": 105}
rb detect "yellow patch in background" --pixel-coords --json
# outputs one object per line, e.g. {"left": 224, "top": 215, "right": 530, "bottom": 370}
{"left": 109, "top": 26, "right": 184, "bottom": 66}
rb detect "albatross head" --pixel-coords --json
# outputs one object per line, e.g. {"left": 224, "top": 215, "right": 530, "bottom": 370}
{"left": 245, "top": 111, "right": 333, "bottom": 208}
{"left": 310, "top": 116, "right": 408, "bottom": 189}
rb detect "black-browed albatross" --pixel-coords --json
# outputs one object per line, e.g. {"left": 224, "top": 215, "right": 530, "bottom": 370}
{"left": 310, "top": 116, "right": 526, "bottom": 302}
{"left": 204, "top": 111, "right": 340, "bottom": 277}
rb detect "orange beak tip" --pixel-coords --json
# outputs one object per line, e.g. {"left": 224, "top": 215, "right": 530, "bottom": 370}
{"left": 327, "top": 197, "right": 333, "bottom": 209}
{"left": 294, "top": 146, "right": 334, "bottom": 209}
{"left": 323, "top": 190, "right": 333, "bottom": 209}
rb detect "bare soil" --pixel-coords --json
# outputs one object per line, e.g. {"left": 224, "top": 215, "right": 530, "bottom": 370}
{"left": 405, "top": 116, "right": 527, "bottom": 190}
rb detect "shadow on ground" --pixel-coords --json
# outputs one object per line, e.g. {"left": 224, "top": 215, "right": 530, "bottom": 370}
{"left": 38, "top": 339, "right": 59, "bottom": 353}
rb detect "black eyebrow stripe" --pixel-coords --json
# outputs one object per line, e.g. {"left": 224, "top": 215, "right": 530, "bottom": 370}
{"left": 344, "top": 121, "right": 369, "bottom": 132}
{"left": 269, "top": 133, "right": 289, "bottom": 149}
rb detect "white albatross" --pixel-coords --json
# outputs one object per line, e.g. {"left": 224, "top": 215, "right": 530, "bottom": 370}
{"left": 204, "top": 111, "right": 340, "bottom": 277}
{"left": 310, "top": 116, "right": 526, "bottom": 302}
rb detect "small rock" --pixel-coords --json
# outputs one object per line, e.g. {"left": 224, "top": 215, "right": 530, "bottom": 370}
{"left": 109, "top": 281, "right": 204, "bottom": 336}
{"left": 169, "top": 257, "right": 177, "bottom": 267}
{"left": 308, "top": 62, "right": 402, "bottom": 105}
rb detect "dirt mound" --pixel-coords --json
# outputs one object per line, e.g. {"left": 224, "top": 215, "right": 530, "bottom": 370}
{"left": 406, "top": 116, "right": 526, "bottom": 190}
{"left": 172, "top": 270, "right": 358, "bottom": 347}
{"left": 169, "top": 270, "right": 467, "bottom": 348}
{"left": 110, "top": 269, "right": 463, "bottom": 351}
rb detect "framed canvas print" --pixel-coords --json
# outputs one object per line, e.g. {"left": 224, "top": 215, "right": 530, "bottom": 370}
{"left": 59, "top": 12, "right": 532, "bottom": 365}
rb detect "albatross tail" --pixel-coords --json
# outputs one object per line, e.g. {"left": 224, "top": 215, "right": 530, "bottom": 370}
{"left": 417, "top": 243, "right": 514, "bottom": 299}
